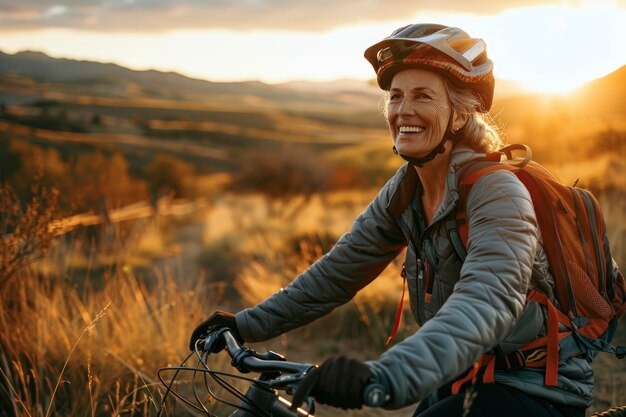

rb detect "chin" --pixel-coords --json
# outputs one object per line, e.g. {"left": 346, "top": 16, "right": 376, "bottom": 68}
{"left": 396, "top": 147, "right": 426, "bottom": 158}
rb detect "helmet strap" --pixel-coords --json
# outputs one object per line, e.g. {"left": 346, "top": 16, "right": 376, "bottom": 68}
{"left": 394, "top": 111, "right": 456, "bottom": 168}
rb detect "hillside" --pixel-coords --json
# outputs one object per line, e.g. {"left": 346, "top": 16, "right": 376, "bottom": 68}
{"left": 0, "top": 50, "right": 389, "bottom": 168}
{"left": 0, "top": 50, "right": 298, "bottom": 99}
{"left": 0, "top": 50, "right": 624, "bottom": 204}
{"left": 0, "top": 50, "right": 383, "bottom": 113}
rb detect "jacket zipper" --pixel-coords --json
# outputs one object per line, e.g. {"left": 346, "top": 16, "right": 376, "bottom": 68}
{"left": 416, "top": 202, "right": 459, "bottom": 315}
{"left": 397, "top": 200, "right": 459, "bottom": 324}
{"left": 396, "top": 216, "right": 425, "bottom": 323}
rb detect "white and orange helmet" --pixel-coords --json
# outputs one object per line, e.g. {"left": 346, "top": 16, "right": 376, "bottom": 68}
{"left": 364, "top": 23, "right": 495, "bottom": 112}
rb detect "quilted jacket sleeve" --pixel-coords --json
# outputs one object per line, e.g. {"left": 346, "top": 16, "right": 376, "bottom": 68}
{"left": 235, "top": 174, "right": 407, "bottom": 343}
{"left": 368, "top": 169, "right": 539, "bottom": 408}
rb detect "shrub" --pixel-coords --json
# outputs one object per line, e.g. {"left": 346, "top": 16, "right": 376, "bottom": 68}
{"left": 145, "top": 154, "right": 195, "bottom": 200}
{"left": 231, "top": 145, "right": 332, "bottom": 199}
{"left": 0, "top": 181, "right": 61, "bottom": 292}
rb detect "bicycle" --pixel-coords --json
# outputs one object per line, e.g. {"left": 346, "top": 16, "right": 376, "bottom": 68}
{"left": 157, "top": 328, "right": 626, "bottom": 417}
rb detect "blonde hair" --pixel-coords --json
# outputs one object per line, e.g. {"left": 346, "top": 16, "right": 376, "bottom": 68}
{"left": 443, "top": 79, "right": 504, "bottom": 153}
{"left": 380, "top": 73, "right": 504, "bottom": 153}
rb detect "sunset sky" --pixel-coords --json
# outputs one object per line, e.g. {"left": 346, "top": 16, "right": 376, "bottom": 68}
{"left": 0, "top": 1, "right": 625, "bottom": 93}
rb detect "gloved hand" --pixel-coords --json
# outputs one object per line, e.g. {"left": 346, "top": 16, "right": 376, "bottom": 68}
{"left": 292, "top": 356, "right": 373, "bottom": 410}
{"left": 188, "top": 310, "right": 242, "bottom": 352}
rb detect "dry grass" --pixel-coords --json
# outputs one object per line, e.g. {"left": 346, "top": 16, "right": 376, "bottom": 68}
{"left": 1, "top": 179, "right": 625, "bottom": 417}
{"left": 0, "top": 188, "right": 410, "bottom": 417}
{"left": 0, "top": 253, "right": 226, "bottom": 417}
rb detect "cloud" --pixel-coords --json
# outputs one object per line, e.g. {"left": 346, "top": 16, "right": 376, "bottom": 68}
{"left": 0, "top": 0, "right": 570, "bottom": 32}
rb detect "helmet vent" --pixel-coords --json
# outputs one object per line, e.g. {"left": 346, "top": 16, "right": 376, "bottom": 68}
{"left": 461, "top": 39, "right": 487, "bottom": 64}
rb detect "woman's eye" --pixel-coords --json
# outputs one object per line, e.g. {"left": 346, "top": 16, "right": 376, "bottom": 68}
{"left": 416, "top": 93, "right": 431, "bottom": 101}
{"left": 389, "top": 93, "right": 402, "bottom": 101}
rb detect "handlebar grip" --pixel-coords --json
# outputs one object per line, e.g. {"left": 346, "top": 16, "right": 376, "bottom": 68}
{"left": 362, "top": 381, "right": 390, "bottom": 408}
{"left": 222, "top": 329, "right": 241, "bottom": 354}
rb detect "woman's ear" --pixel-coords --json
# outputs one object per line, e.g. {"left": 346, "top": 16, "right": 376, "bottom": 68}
{"left": 452, "top": 109, "right": 469, "bottom": 131}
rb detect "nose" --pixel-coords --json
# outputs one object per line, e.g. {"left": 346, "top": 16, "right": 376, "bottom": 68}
{"left": 397, "top": 98, "right": 416, "bottom": 116}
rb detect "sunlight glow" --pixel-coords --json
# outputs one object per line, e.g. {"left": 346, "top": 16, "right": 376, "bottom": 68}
{"left": 475, "top": 5, "right": 626, "bottom": 93}
{"left": 0, "top": 4, "right": 624, "bottom": 94}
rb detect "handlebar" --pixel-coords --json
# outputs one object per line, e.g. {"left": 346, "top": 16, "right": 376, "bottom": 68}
{"left": 216, "top": 329, "right": 316, "bottom": 392}
{"left": 158, "top": 328, "right": 390, "bottom": 417}
{"left": 208, "top": 329, "right": 390, "bottom": 408}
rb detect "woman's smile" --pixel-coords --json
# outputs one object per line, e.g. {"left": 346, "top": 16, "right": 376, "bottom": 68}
{"left": 398, "top": 126, "right": 425, "bottom": 134}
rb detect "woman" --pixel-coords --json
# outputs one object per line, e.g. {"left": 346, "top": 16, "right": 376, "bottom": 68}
{"left": 189, "top": 24, "right": 594, "bottom": 416}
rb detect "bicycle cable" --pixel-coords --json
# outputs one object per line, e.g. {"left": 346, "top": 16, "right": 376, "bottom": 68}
{"left": 157, "top": 340, "right": 276, "bottom": 417}
{"left": 194, "top": 347, "right": 269, "bottom": 417}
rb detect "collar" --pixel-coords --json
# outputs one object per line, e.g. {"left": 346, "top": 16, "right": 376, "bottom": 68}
{"left": 387, "top": 145, "right": 486, "bottom": 219}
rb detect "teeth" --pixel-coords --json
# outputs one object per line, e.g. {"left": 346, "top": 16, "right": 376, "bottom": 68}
{"left": 399, "top": 126, "right": 424, "bottom": 133}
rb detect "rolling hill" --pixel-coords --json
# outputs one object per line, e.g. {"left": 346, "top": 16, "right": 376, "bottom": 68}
{"left": 0, "top": 49, "right": 624, "bottom": 194}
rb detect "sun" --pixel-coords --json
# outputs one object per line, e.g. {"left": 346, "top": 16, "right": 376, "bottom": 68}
{"left": 475, "top": 5, "right": 626, "bottom": 94}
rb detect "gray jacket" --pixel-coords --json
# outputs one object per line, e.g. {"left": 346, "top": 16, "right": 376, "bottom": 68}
{"left": 235, "top": 146, "right": 594, "bottom": 409}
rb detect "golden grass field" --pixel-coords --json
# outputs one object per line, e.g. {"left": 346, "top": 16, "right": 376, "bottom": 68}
{"left": 1, "top": 185, "right": 624, "bottom": 417}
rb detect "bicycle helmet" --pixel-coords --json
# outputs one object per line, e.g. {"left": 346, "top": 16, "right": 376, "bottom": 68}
{"left": 364, "top": 23, "right": 494, "bottom": 112}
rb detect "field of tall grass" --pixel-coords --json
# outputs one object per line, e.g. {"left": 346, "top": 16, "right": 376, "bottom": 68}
{"left": 0, "top": 184, "right": 422, "bottom": 417}
{"left": 1, "top": 176, "right": 625, "bottom": 417}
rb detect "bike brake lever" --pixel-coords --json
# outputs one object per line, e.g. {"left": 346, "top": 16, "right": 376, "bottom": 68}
{"left": 202, "top": 328, "right": 228, "bottom": 352}
{"left": 289, "top": 366, "right": 319, "bottom": 411}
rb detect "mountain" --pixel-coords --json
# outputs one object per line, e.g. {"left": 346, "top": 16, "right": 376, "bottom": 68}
{"left": 3, "top": 49, "right": 624, "bottom": 104}
{"left": 492, "top": 65, "right": 626, "bottom": 125}
{"left": 0, "top": 49, "right": 534, "bottom": 103}
{"left": 582, "top": 65, "right": 626, "bottom": 94}
{"left": 2, "top": 49, "right": 624, "bottom": 120}
{"left": 0, "top": 50, "right": 273, "bottom": 95}
{"left": 572, "top": 66, "right": 626, "bottom": 116}
{"left": 0, "top": 49, "right": 391, "bottom": 114}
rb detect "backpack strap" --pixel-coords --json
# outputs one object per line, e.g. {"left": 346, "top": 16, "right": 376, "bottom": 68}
{"left": 525, "top": 290, "right": 571, "bottom": 386}
{"left": 448, "top": 145, "right": 531, "bottom": 261}
{"left": 386, "top": 265, "right": 407, "bottom": 346}
{"left": 451, "top": 355, "right": 493, "bottom": 394}
{"left": 448, "top": 152, "right": 508, "bottom": 261}
{"left": 451, "top": 289, "right": 575, "bottom": 394}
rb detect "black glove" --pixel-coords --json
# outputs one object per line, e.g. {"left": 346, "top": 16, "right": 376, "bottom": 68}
{"left": 188, "top": 310, "right": 241, "bottom": 352}
{"left": 292, "top": 356, "right": 373, "bottom": 410}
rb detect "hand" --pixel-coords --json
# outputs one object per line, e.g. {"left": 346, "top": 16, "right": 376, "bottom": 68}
{"left": 188, "top": 310, "right": 241, "bottom": 352}
{"left": 292, "top": 356, "right": 373, "bottom": 410}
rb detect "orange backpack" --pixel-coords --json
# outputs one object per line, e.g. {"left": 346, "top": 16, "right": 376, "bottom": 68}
{"left": 449, "top": 144, "right": 626, "bottom": 391}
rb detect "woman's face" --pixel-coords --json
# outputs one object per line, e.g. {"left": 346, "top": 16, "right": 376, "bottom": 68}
{"left": 387, "top": 68, "right": 457, "bottom": 159}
